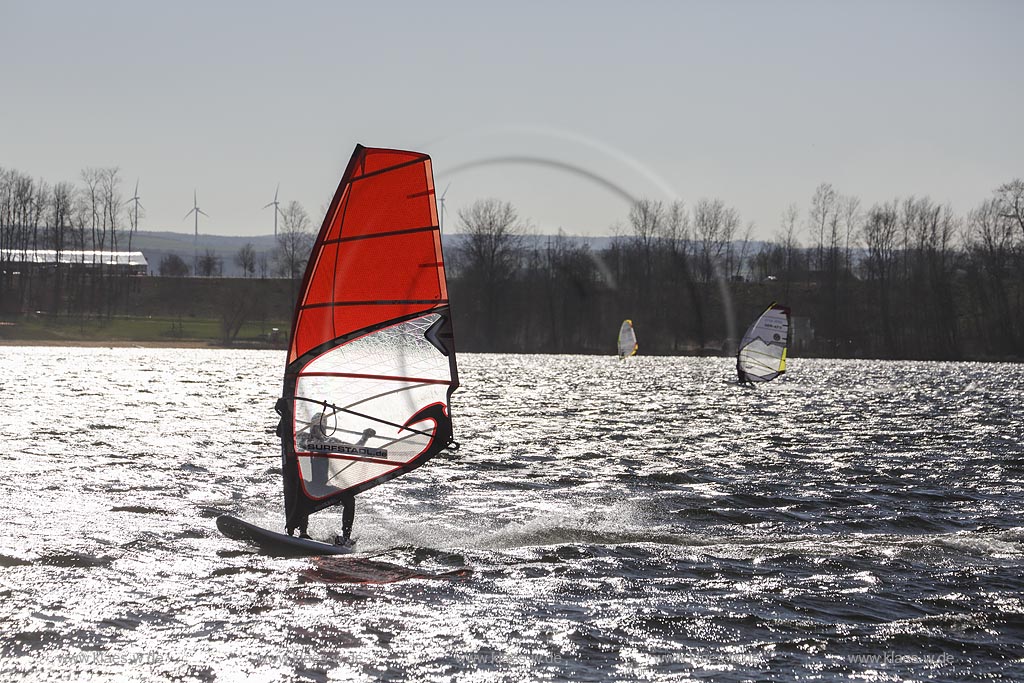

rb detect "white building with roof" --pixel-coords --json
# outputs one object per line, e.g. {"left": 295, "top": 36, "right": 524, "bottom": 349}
{"left": 1, "top": 250, "right": 148, "bottom": 275}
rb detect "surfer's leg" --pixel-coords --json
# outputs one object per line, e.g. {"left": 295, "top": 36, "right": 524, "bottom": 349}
{"left": 287, "top": 513, "right": 310, "bottom": 538}
{"left": 290, "top": 510, "right": 310, "bottom": 538}
{"left": 341, "top": 494, "right": 355, "bottom": 540}
{"left": 283, "top": 447, "right": 313, "bottom": 537}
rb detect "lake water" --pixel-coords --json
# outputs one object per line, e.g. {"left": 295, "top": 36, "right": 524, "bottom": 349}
{"left": 0, "top": 347, "right": 1022, "bottom": 682}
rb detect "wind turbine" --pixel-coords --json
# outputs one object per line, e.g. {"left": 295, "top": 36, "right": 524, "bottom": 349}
{"left": 263, "top": 183, "right": 282, "bottom": 237}
{"left": 183, "top": 189, "right": 209, "bottom": 275}
{"left": 124, "top": 179, "right": 144, "bottom": 252}
{"left": 438, "top": 182, "right": 451, "bottom": 235}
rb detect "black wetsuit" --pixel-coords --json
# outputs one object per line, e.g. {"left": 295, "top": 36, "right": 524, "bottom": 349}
{"left": 339, "top": 494, "right": 354, "bottom": 542}
{"left": 276, "top": 398, "right": 355, "bottom": 542}
{"left": 276, "top": 398, "right": 308, "bottom": 536}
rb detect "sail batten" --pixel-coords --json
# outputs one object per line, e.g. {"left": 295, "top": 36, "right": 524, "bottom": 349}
{"left": 281, "top": 144, "right": 458, "bottom": 529}
{"left": 325, "top": 225, "right": 439, "bottom": 245}
{"left": 348, "top": 155, "right": 431, "bottom": 182}
{"left": 737, "top": 302, "right": 791, "bottom": 383}
{"left": 301, "top": 299, "right": 450, "bottom": 309}
{"left": 297, "top": 371, "right": 452, "bottom": 384}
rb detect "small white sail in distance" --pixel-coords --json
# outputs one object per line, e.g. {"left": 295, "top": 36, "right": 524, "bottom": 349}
{"left": 618, "top": 319, "right": 638, "bottom": 358}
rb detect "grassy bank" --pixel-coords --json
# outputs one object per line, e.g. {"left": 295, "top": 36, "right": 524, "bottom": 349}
{"left": 0, "top": 313, "right": 289, "bottom": 349}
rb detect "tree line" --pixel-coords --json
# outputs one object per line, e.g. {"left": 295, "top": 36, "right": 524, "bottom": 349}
{"left": 449, "top": 181, "right": 1024, "bottom": 360}
{"left": 3, "top": 162, "right": 1022, "bottom": 360}
{"left": 0, "top": 166, "right": 317, "bottom": 320}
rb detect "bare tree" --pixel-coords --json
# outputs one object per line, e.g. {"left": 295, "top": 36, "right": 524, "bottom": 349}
{"left": 11, "top": 172, "right": 34, "bottom": 253}
{"left": 219, "top": 281, "right": 262, "bottom": 345}
{"left": 629, "top": 199, "right": 663, "bottom": 257}
{"left": 47, "top": 181, "right": 77, "bottom": 315}
{"left": 862, "top": 201, "right": 900, "bottom": 355}
{"left": 733, "top": 221, "right": 755, "bottom": 280}
{"left": 197, "top": 249, "right": 223, "bottom": 277}
{"left": 21, "top": 178, "right": 50, "bottom": 308}
{"left": 0, "top": 169, "right": 13, "bottom": 304}
{"left": 692, "top": 198, "right": 739, "bottom": 283}
{"left": 235, "top": 243, "right": 257, "bottom": 278}
{"left": 80, "top": 168, "right": 103, "bottom": 252}
{"left": 529, "top": 231, "right": 600, "bottom": 352}
{"left": 159, "top": 253, "right": 190, "bottom": 277}
{"left": 897, "top": 197, "right": 961, "bottom": 356}
{"left": 275, "top": 200, "right": 314, "bottom": 280}
{"left": 693, "top": 198, "right": 720, "bottom": 283}
{"left": 994, "top": 178, "right": 1024, "bottom": 239}
{"left": 621, "top": 198, "right": 664, "bottom": 307}
{"left": 807, "top": 183, "right": 837, "bottom": 272}
{"left": 965, "top": 199, "right": 1014, "bottom": 276}
{"left": 720, "top": 207, "right": 741, "bottom": 278}
{"left": 777, "top": 202, "right": 801, "bottom": 297}
{"left": 99, "top": 167, "right": 122, "bottom": 252}
{"left": 963, "top": 197, "right": 1018, "bottom": 353}
{"left": 30, "top": 179, "right": 50, "bottom": 252}
{"left": 51, "top": 181, "right": 75, "bottom": 256}
{"left": 840, "top": 195, "right": 861, "bottom": 272}
{"left": 70, "top": 181, "right": 90, "bottom": 253}
{"left": 0, "top": 169, "right": 11, "bottom": 263}
{"left": 660, "top": 199, "right": 690, "bottom": 258}
{"left": 457, "top": 198, "right": 526, "bottom": 283}
{"left": 456, "top": 198, "right": 527, "bottom": 348}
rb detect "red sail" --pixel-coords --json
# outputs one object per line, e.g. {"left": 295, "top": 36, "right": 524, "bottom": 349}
{"left": 289, "top": 146, "right": 448, "bottom": 364}
{"left": 280, "top": 145, "right": 458, "bottom": 530}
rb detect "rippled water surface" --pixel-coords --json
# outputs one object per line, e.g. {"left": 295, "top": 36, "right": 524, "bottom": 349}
{"left": 1, "top": 347, "right": 1022, "bottom": 682}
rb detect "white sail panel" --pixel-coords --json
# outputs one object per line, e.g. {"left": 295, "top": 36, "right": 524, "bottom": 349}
{"left": 297, "top": 456, "right": 400, "bottom": 499}
{"left": 292, "top": 312, "right": 454, "bottom": 496}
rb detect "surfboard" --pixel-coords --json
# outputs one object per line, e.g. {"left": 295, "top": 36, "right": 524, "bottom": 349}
{"left": 216, "top": 514, "right": 356, "bottom": 556}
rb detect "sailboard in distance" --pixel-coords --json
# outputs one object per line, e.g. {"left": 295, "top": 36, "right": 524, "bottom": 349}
{"left": 618, "top": 319, "right": 638, "bottom": 359}
{"left": 736, "top": 302, "right": 791, "bottom": 384}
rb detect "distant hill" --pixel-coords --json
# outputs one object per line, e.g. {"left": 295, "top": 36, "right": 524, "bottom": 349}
{"left": 130, "top": 230, "right": 278, "bottom": 277}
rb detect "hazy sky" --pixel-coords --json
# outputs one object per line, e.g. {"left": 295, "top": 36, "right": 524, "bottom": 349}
{"left": 2, "top": 0, "right": 1021, "bottom": 239}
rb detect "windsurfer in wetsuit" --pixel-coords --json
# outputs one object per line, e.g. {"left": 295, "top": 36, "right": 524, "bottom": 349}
{"left": 310, "top": 419, "right": 377, "bottom": 546}
{"left": 276, "top": 397, "right": 310, "bottom": 537}
{"left": 736, "top": 358, "right": 753, "bottom": 386}
{"left": 276, "top": 399, "right": 363, "bottom": 545}
{"left": 306, "top": 417, "right": 362, "bottom": 546}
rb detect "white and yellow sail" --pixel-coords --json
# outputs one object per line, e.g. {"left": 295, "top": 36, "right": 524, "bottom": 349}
{"left": 737, "top": 303, "right": 791, "bottom": 382}
{"left": 617, "top": 319, "right": 638, "bottom": 358}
